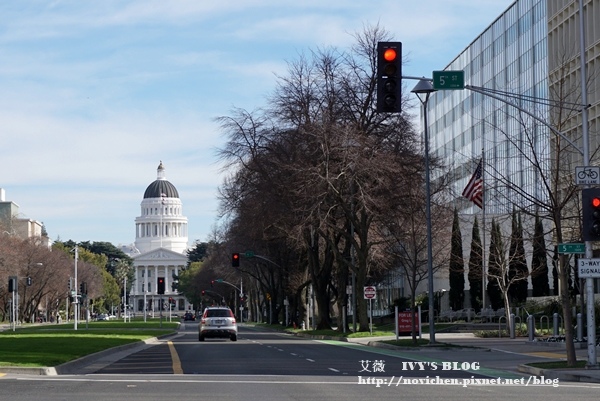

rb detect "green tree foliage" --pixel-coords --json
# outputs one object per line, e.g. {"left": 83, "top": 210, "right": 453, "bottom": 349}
{"left": 449, "top": 208, "right": 464, "bottom": 310}
{"left": 54, "top": 240, "right": 132, "bottom": 276}
{"left": 508, "top": 210, "right": 528, "bottom": 303}
{"left": 531, "top": 213, "right": 550, "bottom": 296}
{"left": 95, "top": 269, "right": 121, "bottom": 313}
{"left": 487, "top": 219, "right": 504, "bottom": 310}
{"left": 177, "top": 261, "right": 204, "bottom": 308}
{"left": 468, "top": 217, "right": 483, "bottom": 312}
{"left": 187, "top": 242, "right": 209, "bottom": 266}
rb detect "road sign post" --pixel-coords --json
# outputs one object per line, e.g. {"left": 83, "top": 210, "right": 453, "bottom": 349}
{"left": 364, "top": 286, "right": 376, "bottom": 335}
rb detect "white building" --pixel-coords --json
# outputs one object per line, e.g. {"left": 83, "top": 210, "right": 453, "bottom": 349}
{"left": 0, "top": 188, "right": 51, "bottom": 248}
{"left": 128, "top": 162, "right": 191, "bottom": 314}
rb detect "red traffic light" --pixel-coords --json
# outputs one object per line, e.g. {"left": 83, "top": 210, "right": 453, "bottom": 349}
{"left": 232, "top": 252, "right": 240, "bottom": 267}
{"left": 376, "top": 42, "right": 402, "bottom": 113}
{"left": 383, "top": 48, "right": 397, "bottom": 62}
{"left": 582, "top": 188, "right": 600, "bottom": 241}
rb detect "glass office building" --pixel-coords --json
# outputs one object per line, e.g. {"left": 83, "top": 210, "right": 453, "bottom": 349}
{"left": 423, "top": 0, "right": 600, "bottom": 299}
{"left": 427, "top": 0, "right": 550, "bottom": 215}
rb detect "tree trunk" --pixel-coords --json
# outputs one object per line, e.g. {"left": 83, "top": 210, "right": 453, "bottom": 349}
{"left": 559, "top": 255, "right": 577, "bottom": 366}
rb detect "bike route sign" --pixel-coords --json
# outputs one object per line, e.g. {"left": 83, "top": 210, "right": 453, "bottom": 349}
{"left": 578, "top": 258, "right": 600, "bottom": 278}
{"left": 575, "top": 166, "right": 600, "bottom": 185}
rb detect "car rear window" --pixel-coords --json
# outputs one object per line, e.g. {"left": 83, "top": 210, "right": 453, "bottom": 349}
{"left": 205, "top": 309, "right": 232, "bottom": 318}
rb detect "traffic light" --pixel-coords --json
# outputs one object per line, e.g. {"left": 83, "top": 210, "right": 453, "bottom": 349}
{"left": 8, "top": 277, "right": 16, "bottom": 293}
{"left": 157, "top": 277, "right": 165, "bottom": 295}
{"left": 376, "top": 41, "right": 402, "bottom": 113}
{"left": 68, "top": 277, "right": 72, "bottom": 291}
{"left": 80, "top": 282, "right": 87, "bottom": 295}
{"left": 201, "top": 290, "right": 206, "bottom": 296}
{"left": 582, "top": 188, "right": 600, "bottom": 241}
{"left": 232, "top": 252, "right": 240, "bottom": 267}
{"left": 210, "top": 280, "right": 214, "bottom": 287}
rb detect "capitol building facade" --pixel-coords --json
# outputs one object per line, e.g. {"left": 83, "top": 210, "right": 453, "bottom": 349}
{"left": 126, "top": 161, "right": 191, "bottom": 315}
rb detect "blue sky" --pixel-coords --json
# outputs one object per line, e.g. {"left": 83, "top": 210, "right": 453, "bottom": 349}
{"left": 0, "top": 0, "right": 511, "bottom": 247}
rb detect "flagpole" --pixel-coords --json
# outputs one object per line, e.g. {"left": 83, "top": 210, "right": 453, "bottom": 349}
{"left": 481, "top": 149, "right": 487, "bottom": 311}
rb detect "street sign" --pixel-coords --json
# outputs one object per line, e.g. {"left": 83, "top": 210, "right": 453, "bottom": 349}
{"left": 575, "top": 166, "right": 600, "bottom": 185}
{"left": 558, "top": 243, "right": 585, "bottom": 254}
{"left": 244, "top": 251, "right": 255, "bottom": 258}
{"left": 432, "top": 70, "right": 465, "bottom": 90}
{"left": 578, "top": 258, "right": 600, "bottom": 278}
{"left": 364, "top": 286, "right": 377, "bottom": 299}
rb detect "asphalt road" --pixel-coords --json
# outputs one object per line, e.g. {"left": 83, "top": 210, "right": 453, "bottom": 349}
{"left": 2, "top": 323, "right": 600, "bottom": 400}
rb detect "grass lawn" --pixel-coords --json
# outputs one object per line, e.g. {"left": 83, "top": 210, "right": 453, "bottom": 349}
{"left": 265, "top": 322, "right": 457, "bottom": 341}
{"left": 0, "top": 321, "right": 179, "bottom": 367}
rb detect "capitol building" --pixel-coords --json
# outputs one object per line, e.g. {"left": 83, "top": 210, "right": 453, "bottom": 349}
{"left": 126, "top": 161, "right": 191, "bottom": 315}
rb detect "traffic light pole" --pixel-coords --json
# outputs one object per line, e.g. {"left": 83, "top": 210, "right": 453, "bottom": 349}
{"left": 578, "top": 0, "right": 596, "bottom": 368}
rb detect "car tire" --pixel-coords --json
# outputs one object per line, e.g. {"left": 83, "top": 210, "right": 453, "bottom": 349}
{"left": 199, "top": 335, "right": 204, "bottom": 342}
{"left": 230, "top": 334, "right": 237, "bottom": 342}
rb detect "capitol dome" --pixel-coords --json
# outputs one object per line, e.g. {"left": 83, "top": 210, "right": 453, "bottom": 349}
{"left": 143, "top": 161, "right": 179, "bottom": 199}
{"left": 133, "top": 161, "right": 189, "bottom": 255}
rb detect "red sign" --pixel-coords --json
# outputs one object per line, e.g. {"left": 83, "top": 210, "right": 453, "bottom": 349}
{"left": 398, "top": 311, "right": 419, "bottom": 334}
{"left": 364, "top": 286, "right": 377, "bottom": 299}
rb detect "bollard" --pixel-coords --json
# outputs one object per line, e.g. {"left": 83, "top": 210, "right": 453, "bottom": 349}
{"left": 553, "top": 313, "right": 559, "bottom": 336}
{"left": 510, "top": 314, "right": 516, "bottom": 339}
{"left": 527, "top": 315, "right": 534, "bottom": 341}
{"left": 577, "top": 313, "right": 583, "bottom": 342}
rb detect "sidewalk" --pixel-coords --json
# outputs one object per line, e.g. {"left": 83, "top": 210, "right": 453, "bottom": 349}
{"left": 346, "top": 332, "right": 600, "bottom": 384}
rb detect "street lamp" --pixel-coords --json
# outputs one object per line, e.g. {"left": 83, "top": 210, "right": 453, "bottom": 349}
{"left": 411, "top": 78, "right": 437, "bottom": 344}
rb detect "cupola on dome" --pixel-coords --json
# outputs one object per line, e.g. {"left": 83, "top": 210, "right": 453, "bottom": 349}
{"left": 143, "top": 161, "right": 180, "bottom": 199}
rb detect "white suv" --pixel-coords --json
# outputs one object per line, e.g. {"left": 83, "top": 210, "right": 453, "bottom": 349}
{"left": 198, "top": 307, "right": 238, "bottom": 341}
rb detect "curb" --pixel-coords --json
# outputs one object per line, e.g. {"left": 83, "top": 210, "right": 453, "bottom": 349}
{"left": 293, "top": 332, "right": 349, "bottom": 342}
{"left": 518, "top": 364, "right": 600, "bottom": 384}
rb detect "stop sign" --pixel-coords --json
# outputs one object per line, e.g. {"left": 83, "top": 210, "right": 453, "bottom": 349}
{"left": 364, "top": 286, "right": 377, "bottom": 299}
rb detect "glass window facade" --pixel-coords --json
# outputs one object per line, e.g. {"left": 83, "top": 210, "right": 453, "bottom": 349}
{"left": 426, "top": 0, "right": 549, "bottom": 215}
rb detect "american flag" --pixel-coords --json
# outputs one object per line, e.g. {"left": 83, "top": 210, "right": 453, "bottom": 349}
{"left": 462, "top": 159, "right": 483, "bottom": 208}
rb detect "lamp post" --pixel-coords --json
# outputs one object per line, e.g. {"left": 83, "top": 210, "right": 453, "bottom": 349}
{"left": 73, "top": 245, "right": 79, "bottom": 331}
{"left": 411, "top": 78, "right": 437, "bottom": 344}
